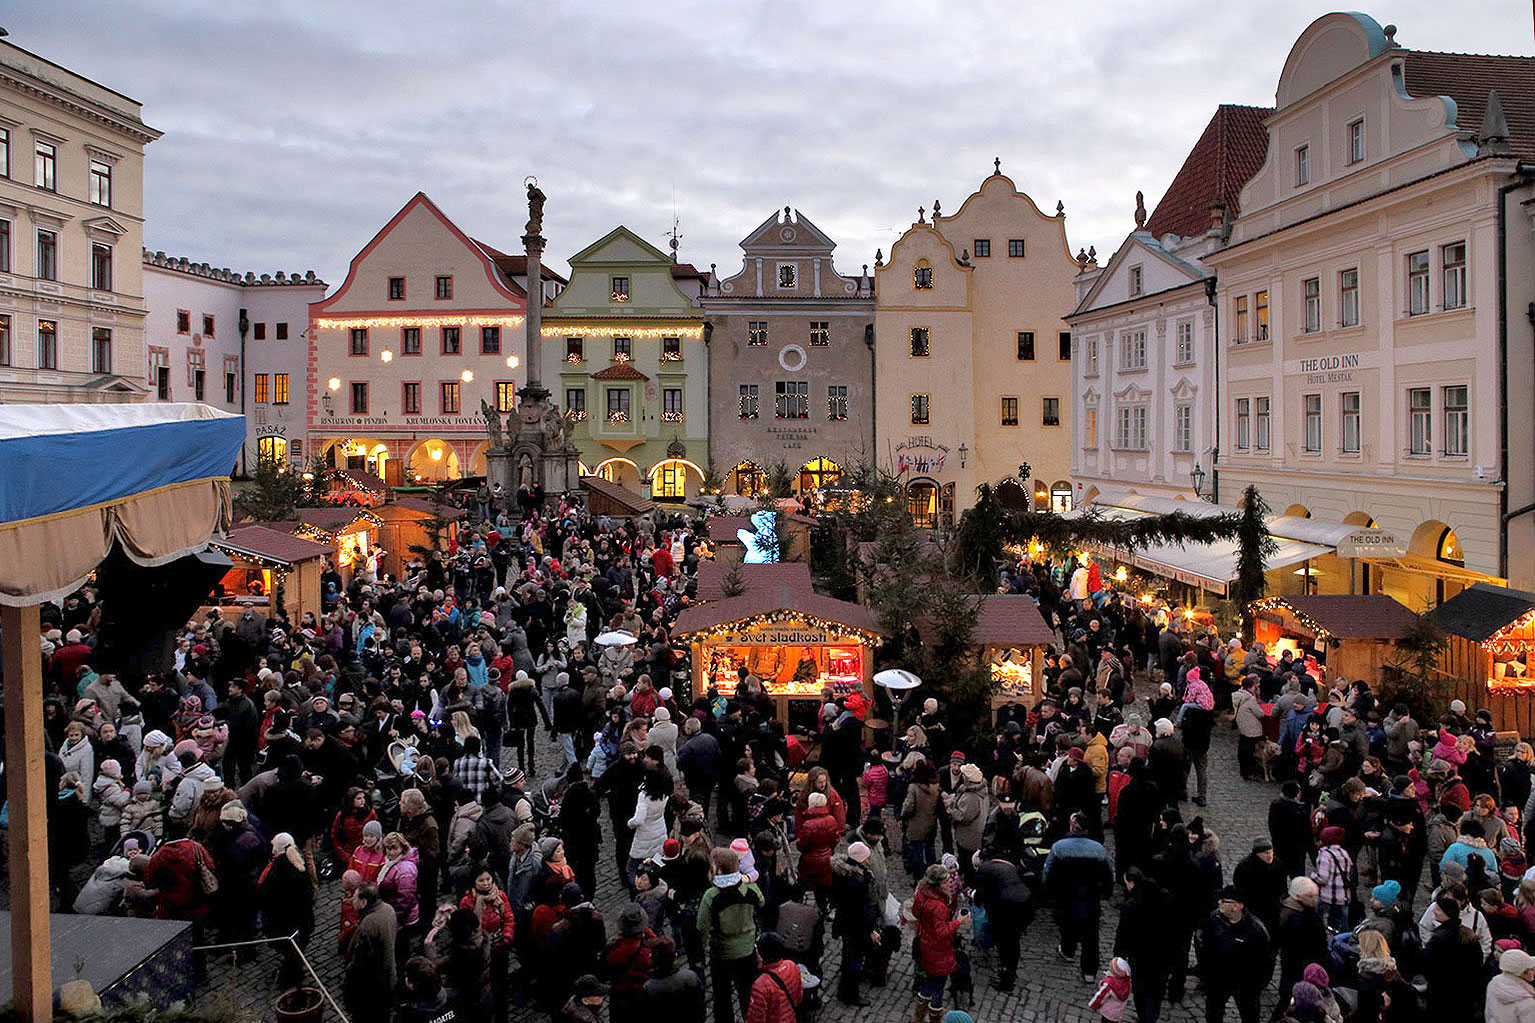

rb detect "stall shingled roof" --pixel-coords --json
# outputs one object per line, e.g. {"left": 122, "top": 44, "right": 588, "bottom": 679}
{"left": 582, "top": 476, "right": 655, "bottom": 515}
{"left": 916, "top": 594, "right": 1056, "bottom": 648}
{"left": 708, "top": 513, "right": 819, "bottom": 544}
{"left": 1426, "top": 583, "right": 1535, "bottom": 642}
{"left": 1265, "top": 594, "right": 1420, "bottom": 640}
{"left": 213, "top": 525, "right": 335, "bottom": 565}
{"left": 673, "top": 583, "right": 884, "bottom": 637}
{"left": 695, "top": 561, "right": 814, "bottom": 603}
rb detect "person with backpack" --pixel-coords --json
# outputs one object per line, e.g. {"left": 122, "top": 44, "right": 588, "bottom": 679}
{"left": 698, "top": 846, "right": 765, "bottom": 1023}
{"left": 603, "top": 903, "right": 658, "bottom": 1023}
{"left": 974, "top": 846, "right": 1035, "bottom": 992}
{"left": 745, "top": 932, "right": 802, "bottom": 1023}
{"left": 829, "top": 841, "right": 882, "bottom": 1006}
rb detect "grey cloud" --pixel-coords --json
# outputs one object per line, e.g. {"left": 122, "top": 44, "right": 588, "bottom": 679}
{"left": 10, "top": 1, "right": 1524, "bottom": 281}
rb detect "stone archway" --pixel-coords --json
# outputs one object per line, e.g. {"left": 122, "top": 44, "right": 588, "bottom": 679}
{"left": 407, "top": 438, "right": 462, "bottom": 482}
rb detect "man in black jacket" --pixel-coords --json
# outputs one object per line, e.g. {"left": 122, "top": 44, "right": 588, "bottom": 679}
{"left": 1231, "top": 838, "right": 1288, "bottom": 941}
{"left": 1194, "top": 886, "right": 1271, "bottom": 1023}
{"left": 1115, "top": 867, "right": 1171, "bottom": 1023}
{"left": 974, "top": 848, "right": 1035, "bottom": 992}
{"left": 1272, "top": 877, "right": 1326, "bottom": 1021}
{"left": 1267, "top": 781, "right": 1314, "bottom": 878}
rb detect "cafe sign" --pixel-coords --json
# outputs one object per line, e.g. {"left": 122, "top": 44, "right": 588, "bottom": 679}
{"left": 1336, "top": 528, "right": 1405, "bottom": 559}
{"left": 708, "top": 624, "right": 864, "bottom": 646}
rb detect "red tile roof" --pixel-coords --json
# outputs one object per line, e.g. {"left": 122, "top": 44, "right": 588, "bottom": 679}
{"left": 672, "top": 263, "right": 709, "bottom": 282}
{"left": 591, "top": 363, "right": 649, "bottom": 380}
{"left": 472, "top": 239, "right": 570, "bottom": 286}
{"left": 1144, "top": 104, "right": 1273, "bottom": 242}
{"left": 1402, "top": 50, "right": 1535, "bottom": 160}
{"left": 214, "top": 525, "right": 334, "bottom": 565}
{"left": 1269, "top": 594, "right": 1420, "bottom": 640}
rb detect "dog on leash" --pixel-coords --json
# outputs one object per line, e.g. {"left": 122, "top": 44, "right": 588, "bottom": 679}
{"left": 1255, "top": 740, "right": 1283, "bottom": 782}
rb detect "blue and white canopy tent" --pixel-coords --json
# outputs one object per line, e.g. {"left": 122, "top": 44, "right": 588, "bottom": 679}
{"left": 0, "top": 403, "right": 243, "bottom": 1021}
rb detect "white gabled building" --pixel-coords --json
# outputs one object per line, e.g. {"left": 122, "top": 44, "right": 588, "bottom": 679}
{"left": 1068, "top": 105, "right": 1271, "bottom": 507}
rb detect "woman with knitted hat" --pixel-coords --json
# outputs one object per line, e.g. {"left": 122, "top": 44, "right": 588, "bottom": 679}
{"left": 1311, "top": 826, "right": 1354, "bottom": 932}
{"left": 911, "top": 863, "right": 968, "bottom": 1023}
{"left": 1488, "top": 947, "right": 1535, "bottom": 1023}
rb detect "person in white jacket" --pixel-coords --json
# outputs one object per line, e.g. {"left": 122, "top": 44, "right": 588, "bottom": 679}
{"left": 1419, "top": 885, "right": 1493, "bottom": 957}
{"left": 627, "top": 765, "right": 672, "bottom": 884}
{"left": 1488, "top": 947, "right": 1535, "bottom": 1023}
{"left": 649, "top": 706, "right": 679, "bottom": 776}
{"left": 168, "top": 746, "right": 217, "bottom": 829}
{"left": 59, "top": 721, "right": 96, "bottom": 795}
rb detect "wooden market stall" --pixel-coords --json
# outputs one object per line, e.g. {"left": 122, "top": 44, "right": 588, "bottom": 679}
{"left": 323, "top": 467, "right": 390, "bottom": 506}
{"left": 0, "top": 404, "right": 245, "bottom": 1022}
{"left": 205, "top": 525, "right": 331, "bottom": 622}
{"left": 674, "top": 562, "right": 884, "bottom": 728}
{"left": 916, "top": 594, "right": 1056, "bottom": 721}
{"left": 1428, "top": 582, "right": 1535, "bottom": 732}
{"left": 263, "top": 506, "right": 384, "bottom": 584}
{"left": 1249, "top": 594, "right": 1420, "bottom": 682}
{"left": 582, "top": 476, "right": 655, "bottom": 519}
{"left": 374, "top": 497, "right": 466, "bottom": 580}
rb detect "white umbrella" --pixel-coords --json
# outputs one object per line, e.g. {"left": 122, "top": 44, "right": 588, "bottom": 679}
{"left": 873, "top": 668, "right": 922, "bottom": 692}
{"left": 594, "top": 630, "right": 637, "bottom": 647}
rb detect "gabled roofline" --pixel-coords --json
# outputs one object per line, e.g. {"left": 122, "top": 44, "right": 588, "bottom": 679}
{"left": 1070, "top": 233, "right": 1209, "bottom": 317}
{"left": 565, "top": 225, "right": 675, "bottom": 266}
{"left": 312, "top": 192, "right": 527, "bottom": 313}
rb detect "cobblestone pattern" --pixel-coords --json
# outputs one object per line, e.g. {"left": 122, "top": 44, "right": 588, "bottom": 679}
{"left": 186, "top": 690, "right": 1310, "bottom": 1023}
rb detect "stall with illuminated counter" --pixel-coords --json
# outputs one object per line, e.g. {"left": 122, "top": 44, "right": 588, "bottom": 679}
{"left": 261, "top": 506, "right": 384, "bottom": 584}
{"left": 1249, "top": 594, "right": 1419, "bottom": 683}
{"left": 673, "top": 580, "right": 884, "bottom": 728}
{"left": 917, "top": 594, "right": 1055, "bottom": 721}
{"left": 1429, "top": 583, "right": 1535, "bottom": 732}
{"left": 205, "top": 525, "right": 331, "bottom": 621}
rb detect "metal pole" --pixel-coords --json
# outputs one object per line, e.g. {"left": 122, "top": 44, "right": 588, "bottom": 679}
{"left": 3, "top": 603, "right": 51, "bottom": 1023}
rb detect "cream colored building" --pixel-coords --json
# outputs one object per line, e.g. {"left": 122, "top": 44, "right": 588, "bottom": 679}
{"left": 874, "top": 166, "right": 1079, "bottom": 527}
{"left": 0, "top": 39, "right": 160, "bottom": 402}
{"left": 1208, "top": 12, "right": 1535, "bottom": 608}
{"left": 309, "top": 193, "right": 560, "bottom": 483}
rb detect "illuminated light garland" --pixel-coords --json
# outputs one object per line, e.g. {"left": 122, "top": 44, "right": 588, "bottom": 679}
{"left": 316, "top": 314, "right": 525, "bottom": 330}
{"left": 1481, "top": 607, "right": 1535, "bottom": 649}
{"left": 677, "top": 608, "right": 882, "bottom": 644}
{"left": 567, "top": 410, "right": 588, "bottom": 422}
{"left": 611, "top": 292, "right": 630, "bottom": 303}
{"left": 660, "top": 351, "right": 683, "bottom": 362}
{"left": 612, "top": 352, "right": 631, "bottom": 363}
{"left": 540, "top": 324, "right": 705, "bottom": 339}
{"left": 1248, "top": 596, "right": 1332, "bottom": 639}
{"left": 565, "top": 353, "right": 584, "bottom": 364}
{"left": 660, "top": 410, "right": 685, "bottom": 423}
{"left": 607, "top": 411, "right": 630, "bottom": 424}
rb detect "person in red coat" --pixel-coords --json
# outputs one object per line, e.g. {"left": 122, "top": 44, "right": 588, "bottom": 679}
{"left": 795, "top": 792, "right": 841, "bottom": 910}
{"left": 331, "top": 787, "right": 379, "bottom": 863}
{"left": 746, "top": 933, "right": 802, "bottom": 1023}
{"left": 794, "top": 767, "right": 847, "bottom": 834}
{"left": 911, "top": 863, "right": 968, "bottom": 1022}
{"left": 145, "top": 836, "right": 215, "bottom": 922}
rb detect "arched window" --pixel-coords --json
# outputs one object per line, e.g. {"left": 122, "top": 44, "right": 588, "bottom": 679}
{"left": 732, "top": 460, "right": 764, "bottom": 496}
{"left": 1050, "top": 481, "right": 1073, "bottom": 513}
{"left": 940, "top": 483, "right": 956, "bottom": 529}
{"left": 797, "top": 457, "right": 843, "bottom": 494}
{"left": 907, "top": 479, "right": 938, "bottom": 530}
{"left": 1438, "top": 526, "right": 1464, "bottom": 566}
{"left": 257, "top": 435, "right": 287, "bottom": 466}
{"left": 913, "top": 259, "right": 934, "bottom": 290}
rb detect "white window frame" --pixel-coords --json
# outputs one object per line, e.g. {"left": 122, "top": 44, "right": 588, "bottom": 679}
{"left": 1120, "top": 329, "right": 1146, "bottom": 370}
{"left": 1295, "top": 144, "right": 1310, "bottom": 186}
{"left": 1173, "top": 403, "right": 1192, "bottom": 453}
{"left": 1128, "top": 265, "right": 1143, "bottom": 297}
{"left": 1235, "top": 398, "right": 1251, "bottom": 451}
{"left": 1115, "top": 404, "right": 1147, "bottom": 450}
{"left": 1407, "top": 251, "right": 1430, "bottom": 315}
{"left": 1442, "top": 242, "right": 1467, "bottom": 310}
{"left": 739, "top": 383, "right": 759, "bottom": 421}
{"left": 1175, "top": 320, "right": 1194, "bottom": 364}
{"left": 1085, "top": 337, "right": 1098, "bottom": 376}
{"left": 1339, "top": 268, "right": 1359, "bottom": 328}
{"left": 1408, "top": 387, "right": 1432, "bottom": 456}
{"left": 1303, "top": 393, "right": 1322, "bottom": 453}
{"left": 1443, "top": 385, "right": 1468, "bottom": 457}
{"left": 1347, "top": 119, "right": 1365, "bottom": 164}
{"left": 1255, "top": 396, "right": 1271, "bottom": 451}
{"left": 1341, "top": 391, "right": 1361, "bottom": 454}
{"left": 1302, "top": 277, "right": 1322, "bottom": 333}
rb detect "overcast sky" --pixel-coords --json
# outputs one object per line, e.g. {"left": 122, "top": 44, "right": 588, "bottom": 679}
{"left": 12, "top": 2, "right": 1531, "bottom": 287}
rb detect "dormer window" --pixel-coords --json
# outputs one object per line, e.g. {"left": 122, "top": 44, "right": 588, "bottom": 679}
{"left": 777, "top": 263, "right": 798, "bottom": 289}
{"left": 1295, "top": 145, "right": 1310, "bottom": 186}
{"left": 1347, "top": 119, "right": 1365, "bottom": 164}
{"left": 914, "top": 261, "right": 933, "bottom": 290}
{"left": 1128, "top": 265, "right": 1143, "bottom": 297}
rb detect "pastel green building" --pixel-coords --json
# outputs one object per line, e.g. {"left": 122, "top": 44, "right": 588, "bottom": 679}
{"left": 543, "top": 227, "right": 710, "bottom": 502}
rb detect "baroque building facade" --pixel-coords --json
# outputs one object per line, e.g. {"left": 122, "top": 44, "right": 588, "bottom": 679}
{"left": 1068, "top": 105, "right": 1270, "bottom": 506}
{"left": 701, "top": 207, "right": 875, "bottom": 496}
{"left": 142, "top": 252, "right": 325, "bottom": 473}
{"left": 308, "top": 192, "right": 559, "bottom": 484}
{"left": 874, "top": 165, "right": 1079, "bottom": 528}
{"left": 542, "top": 227, "right": 709, "bottom": 502}
{"left": 1209, "top": 12, "right": 1535, "bottom": 606}
{"left": 0, "top": 38, "right": 160, "bottom": 403}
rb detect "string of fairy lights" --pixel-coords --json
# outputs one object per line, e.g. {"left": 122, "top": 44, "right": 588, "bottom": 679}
{"left": 540, "top": 324, "right": 704, "bottom": 339}
{"left": 678, "top": 607, "right": 882, "bottom": 644}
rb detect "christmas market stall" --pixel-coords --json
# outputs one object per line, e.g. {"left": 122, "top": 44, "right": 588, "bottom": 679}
{"left": 205, "top": 525, "right": 331, "bottom": 622}
{"left": 0, "top": 404, "right": 244, "bottom": 1022}
{"left": 917, "top": 594, "right": 1056, "bottom": 721}
{"left": 263, "top": 506, "right": 383, "bottom": 583}
{"left": 674, "top": 561, "right": 884, "bottom": 728}
{"left": 1428, "top": 582, "right": 1535, "bottom": 731}
{"left": 1248, "top": 594, "right": 1420, "bottom": 683}
{"left": 373, "top": 496, "right": 466, "bottom": 579}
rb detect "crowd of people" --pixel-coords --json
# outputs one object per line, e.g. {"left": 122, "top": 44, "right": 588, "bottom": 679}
{"left": 23, "top": 483, "right": 1535, "bottom": 1023}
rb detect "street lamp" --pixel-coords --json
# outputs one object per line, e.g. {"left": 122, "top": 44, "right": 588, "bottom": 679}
{"left": 1190, "top": 463, "right": 1206, "bottom": 498}
{"left": 321, "top": 392, "right": 334, "bottom": 416}
{"left": 957, "top": 443, "right": 968, "bottom": 468}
